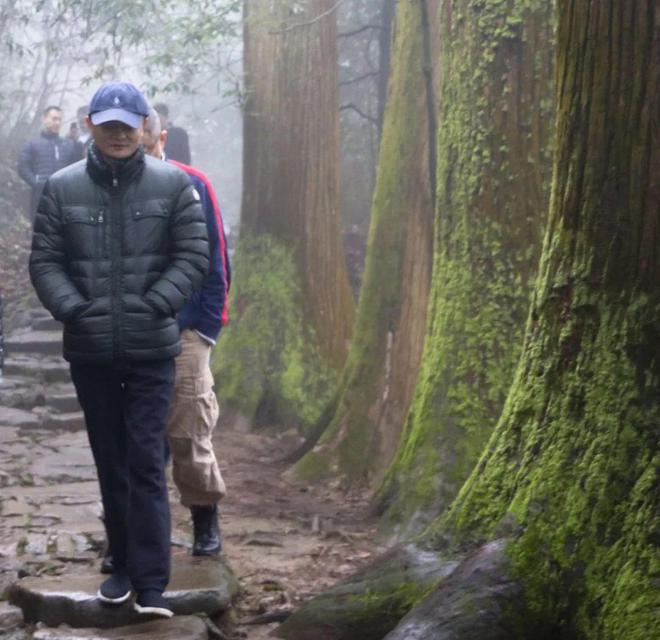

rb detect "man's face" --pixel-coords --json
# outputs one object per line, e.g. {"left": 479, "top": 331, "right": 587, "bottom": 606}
{"left": 43, "top": 109, "right": 62, "bottom": 134}
{"left": 87, "top": 116, "right": 144, "bottom": 160}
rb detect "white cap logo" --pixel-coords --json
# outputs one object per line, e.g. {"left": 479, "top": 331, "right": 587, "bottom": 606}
{"left": 113, "top": 96, "right": 120, "bottom": 105}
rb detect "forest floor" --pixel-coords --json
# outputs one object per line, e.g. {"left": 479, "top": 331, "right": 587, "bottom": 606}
{"left": 205, "top": 417, "right": 386, "bottom": 639}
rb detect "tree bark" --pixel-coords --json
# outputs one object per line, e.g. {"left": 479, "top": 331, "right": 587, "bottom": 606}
{"left": 289, "top": 0, "right": 438, "bottom": 487}
{"left": 374, "top": 0, "right": 555, "bottom": 533}
{"left": 216, "top": 0, "right": 354, "bottom": 430}
{"left": 433, "top": 2, "right": 660, "bottom": 636}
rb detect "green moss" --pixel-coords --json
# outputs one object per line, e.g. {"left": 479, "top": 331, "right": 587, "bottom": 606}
{"left": 435, "top": 293, "right": 660, "bottom": 638}
{"left": 213, "top": 234, "right": 337, "bottom": 432}
{"left": 292, "top": 0, "right": 431, "bottom": 485}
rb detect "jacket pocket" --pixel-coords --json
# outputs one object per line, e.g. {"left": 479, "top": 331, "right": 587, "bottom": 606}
{"left": 125, "top": 200, "right": 170, "bottom": 256}
{"left": 61, "top": 206, "right": 105, "bottom": 259}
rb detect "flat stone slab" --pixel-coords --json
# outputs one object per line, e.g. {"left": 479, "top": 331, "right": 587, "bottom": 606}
{"left": 43, "top": 412, "right": 86, "bottom": 432}
{"left": 0, "top": 602, "right": 24, "bottom": 629}
{"left": 0, "top": 407, "right": 42, "bottom": 430}
{"left": 8, "top": 555, "right": 238, "bottom": 628}
{"left": 31, "top": 616, "right": 208, "bottom": 640}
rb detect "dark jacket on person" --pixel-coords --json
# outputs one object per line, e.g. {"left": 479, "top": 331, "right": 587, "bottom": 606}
{"left": 29, "top": 143, "right": 209, "bottom": 364}
{"left": 18, "top": 131, "right": 77, "bottom": 216}
{"left": 170, "top": 159, "right": 230, "bottom": 343}
{"left": 164, "top": 125, "right": 191, "bottom": 164}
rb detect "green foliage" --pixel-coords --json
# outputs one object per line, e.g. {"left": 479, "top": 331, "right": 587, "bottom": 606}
{"left": 213, "top": 235, "right": 337, "bottom": 432}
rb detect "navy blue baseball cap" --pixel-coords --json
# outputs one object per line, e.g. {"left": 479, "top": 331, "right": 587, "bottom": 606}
{"left": 88, "top": 82, "right": 150, "bottom": 129}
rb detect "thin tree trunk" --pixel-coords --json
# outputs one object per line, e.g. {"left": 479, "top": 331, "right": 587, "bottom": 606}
{"left": 216, "top": 0, "right": 354, "bottom": 430}
{"left": 289, "top": 0, "right": 438, "bottom": 487}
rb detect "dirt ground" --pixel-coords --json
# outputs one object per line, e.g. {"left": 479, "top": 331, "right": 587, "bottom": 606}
{"left": 173, "top": 417, "right": 386, "bottom": 639}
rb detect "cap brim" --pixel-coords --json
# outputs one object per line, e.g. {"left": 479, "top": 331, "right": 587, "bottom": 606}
{"left": 90, "top": 109, "right": 143, "bottom": 129}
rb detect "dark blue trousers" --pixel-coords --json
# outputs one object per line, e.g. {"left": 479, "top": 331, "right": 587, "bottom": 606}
{"left": 70, "top": 359, "right": 175, "bottom": 592}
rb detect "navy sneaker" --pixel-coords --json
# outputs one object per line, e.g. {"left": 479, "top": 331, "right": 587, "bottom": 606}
{"left": 134, "top": 589, "right": 173, "bottom": 618}
{"left": 97, "top": 573, "right": 131, "bottom": 604}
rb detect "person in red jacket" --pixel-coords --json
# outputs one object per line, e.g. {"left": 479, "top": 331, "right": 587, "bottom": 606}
{"left": 146, "top": 107, "right": 230, "bottom": 555}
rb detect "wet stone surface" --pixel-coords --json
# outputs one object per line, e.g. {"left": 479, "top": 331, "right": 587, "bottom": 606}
{"left": 9, "top": 555, "right": 236, "bottom": 628}
{"left": 30, "top": 616, "right": 209, "bottom": 640}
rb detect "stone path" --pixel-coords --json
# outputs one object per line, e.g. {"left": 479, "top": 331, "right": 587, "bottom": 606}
{"left": 0, "top": 308, "right": 385, "bottom": 640}
{"left": 0, "top": 311, "right": 236, "bottom": 639}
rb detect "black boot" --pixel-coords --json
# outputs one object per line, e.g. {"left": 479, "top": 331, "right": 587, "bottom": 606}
{"left": 191, "top": 504, "right": 221, "bottom": 556}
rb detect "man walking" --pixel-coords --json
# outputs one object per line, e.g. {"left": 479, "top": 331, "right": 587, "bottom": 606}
{"left": 29, "top": 82, "right": 209, "bottom": 618}
{"left": 154, "top": 103, "right": 191, "bottom": 164}
{"left": 143, "top": 108, "right": 230, "bottom": 556}
{"left": 18, "top": 106, "right": 77, "bottom": 219}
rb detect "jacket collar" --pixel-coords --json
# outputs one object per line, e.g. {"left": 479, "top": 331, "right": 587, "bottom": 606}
{"left": 86, "top": 142, "right": 145, "bottom": 189}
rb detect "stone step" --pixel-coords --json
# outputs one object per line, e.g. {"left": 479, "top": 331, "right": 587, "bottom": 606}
{"left": 8, "top": 555, "right": 238, "bottom": 628}
{"left": 0, "top": 602, "right": 23, "bottom": 630}
{"left": 43, "top": 411, "right": 86, "bottom": 431}
{"left": 5, "top": 331, "right": 63, "bottom": 357}
{"left": 0, "top": 406, "right": 42, "bottom": 430}
{"left": 3, "top": 357, "right": 71, "bottom": 384}
{"left": 0, "top": 378, "right": 46, "bottom": 409}
{"left": 32, "top": 617, "right": 208, "bottom": 639}
{"left": 48, "top": 392, "right": 81, "bottom": 414}
{"left": 32, "top": 316, "right": 63, "bottom": 332}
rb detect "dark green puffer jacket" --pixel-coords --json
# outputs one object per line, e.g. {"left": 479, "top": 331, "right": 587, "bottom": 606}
{"left": 29, "top": 144, "right": 209, "bottom": 363}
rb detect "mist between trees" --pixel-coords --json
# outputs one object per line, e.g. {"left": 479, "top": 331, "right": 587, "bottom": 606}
{"left": 1, "top": 1, "right": 657, "bottom": 639}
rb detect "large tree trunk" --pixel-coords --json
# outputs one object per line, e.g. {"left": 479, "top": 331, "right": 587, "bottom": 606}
{"left": 275, "top": 2, "right": 658, "bottom": 639}
{"left": 289, "top": 0, "right": 438, "bottom": 488}
{"left": 215, "top": 0, "right": 355, "bottom": 430}
{"left": 374, "top": 0, "right": 555, "bottom": 533}
{"left": 428, "top": 1, "right": 659, "bottom": 636}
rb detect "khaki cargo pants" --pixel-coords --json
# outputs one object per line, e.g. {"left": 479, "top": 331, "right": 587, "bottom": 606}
{"left": 167, "top": 329, "right": 226, "bottom": 507}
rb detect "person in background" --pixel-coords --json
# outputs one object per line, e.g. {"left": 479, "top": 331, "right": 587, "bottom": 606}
{"left": 154, "top": 103, "right": 191, "bottom": 164}
{"left": 69, "top": 105, "right": 92, "bottom": 159}
{"left": 18, "top": 106, "right": 77, "bottom": 219}
{"left": 144, "top": 107, "right": 230, "bottom": 556}
{"left": 30, "top": 82, "right": 209, "bottom": 618}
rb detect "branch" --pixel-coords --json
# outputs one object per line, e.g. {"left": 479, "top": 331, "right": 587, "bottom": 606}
{"left": 339, "top": 103, "right": 379, "bottom": 125}
{"left": 339, "top": 70, "right": 380, "bottom": 87}
{"left": 269, "top": 0, "right": 346, "bottom": 34}
{"left": 338, "top": 24, "right": 383, "bottom": 38}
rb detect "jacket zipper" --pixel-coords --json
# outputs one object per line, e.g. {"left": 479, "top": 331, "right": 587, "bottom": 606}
{"left": 110, "top": 170, "right": 122, "bottom": 361}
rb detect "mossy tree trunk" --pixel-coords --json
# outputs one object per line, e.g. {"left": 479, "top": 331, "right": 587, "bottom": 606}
{"left": 289, "top": 0, "right": 438, "bottom": 487}
{"left": 216, "top": 0, "right": 355, "bottom": 430}
{"left": 426, "top": 1, "right": 659, "bottom": 636}
{"left": 375, "top": 0, "right": 555, "bottom": 533}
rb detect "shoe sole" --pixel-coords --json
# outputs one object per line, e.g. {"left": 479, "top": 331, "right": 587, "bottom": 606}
{"left": 134, "top": 602, "right": 174, "bottom": 618}
{"left": 97, "top": 589, "right": 131, "bottom": 605}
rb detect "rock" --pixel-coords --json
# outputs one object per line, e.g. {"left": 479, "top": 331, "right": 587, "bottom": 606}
{"left": 0, "top": 602, "right": 23, "bottom": 629}
{"left": 42, "top": 412, "right": 86, "bottom": 432}
{"left": 8, "top": 555, "right": 238, "bottom": 628}
{"left": 30, "top": 616, "right": 208, "bottom": 639}
{"left": 382, "top": 540, "right": 524, "bottom": 640}
{"left": 47, "top": 392, "right": 81, "bottom": 415}
{"left": 274, "top": 544, "right": 460, "bottom": 640}
{"left": 0, "top": 407, "right": 41, "bottom": 430}
{"left": 24, "top": 533, "right": 50, "bottom": 556}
